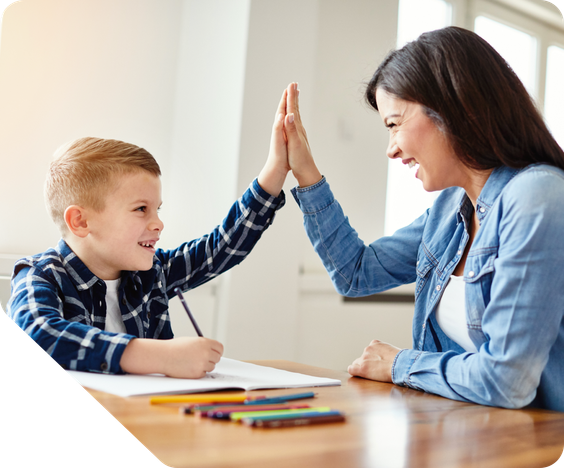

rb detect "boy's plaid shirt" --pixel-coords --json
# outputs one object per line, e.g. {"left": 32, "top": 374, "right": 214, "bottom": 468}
{"left": 7, "top": 180, "right": 284, "bottom": 374}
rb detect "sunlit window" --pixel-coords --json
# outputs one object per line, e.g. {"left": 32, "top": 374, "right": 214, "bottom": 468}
{"left": 384, "top": 0, "right": 452, "bottom": 236}
{"left": 474, "top": 16, "right": 538, "bottom": 98}
{"left": 545, "top": 45, "right": 564, "bottom": 149}
{"left": 397, "top": 0, "right": 453, "bottom": 47}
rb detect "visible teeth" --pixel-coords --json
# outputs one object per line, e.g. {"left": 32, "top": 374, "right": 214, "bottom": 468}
{"left": 408, "top": 160, "right": 417, "bottom": 169}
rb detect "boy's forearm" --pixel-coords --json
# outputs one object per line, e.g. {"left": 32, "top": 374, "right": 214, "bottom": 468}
{"left": 120, "top": 338, "right": 167, "bottom": 375}
{"left": 257, "top": 163, "right": 288, "bottom": 197}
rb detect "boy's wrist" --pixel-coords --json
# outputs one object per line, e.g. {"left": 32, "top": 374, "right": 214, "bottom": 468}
{"left": 257, "top": 163, "right": 289, "bottom": 197}
{"left": 120, "top": 338, "right": 167, "bottom": 375}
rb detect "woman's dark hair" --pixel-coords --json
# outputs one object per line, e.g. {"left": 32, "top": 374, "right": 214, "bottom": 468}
{"left": 365, "top": 26, "right": 564, "bottom": 171}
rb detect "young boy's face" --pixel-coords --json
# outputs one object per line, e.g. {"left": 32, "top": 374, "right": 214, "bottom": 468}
{"left": 84, "top": 170, "right": 163, "bottom": 280}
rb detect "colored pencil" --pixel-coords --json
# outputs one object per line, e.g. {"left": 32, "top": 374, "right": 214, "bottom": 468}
{"left": 174, "top": 288, "right": 203, "bottom": 337}
{"left": 151, "top": 394, "right": 250, "bottom": 405}
{"left": 202, "top": 404, "right": 311, "bottom": 419}
{"left": 245, "top": 413, "right": 346, "bottom": 428}
{"left": 230, "top": 407, "right": 332, "bottom": 422}
{"left": 244, "top": 391, "right": 316, "bottom": 405}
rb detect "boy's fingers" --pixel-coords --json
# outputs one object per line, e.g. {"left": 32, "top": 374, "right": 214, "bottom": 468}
{"left": 272, "top": 113, "right": 285, "bottom": 140}
{"left": 276, "top": 89, "right": 287, "bottom": 118}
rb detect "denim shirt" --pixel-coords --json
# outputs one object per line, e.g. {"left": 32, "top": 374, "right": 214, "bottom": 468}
{"left": 291, "top": 164, "right": 564, "bottom": 412}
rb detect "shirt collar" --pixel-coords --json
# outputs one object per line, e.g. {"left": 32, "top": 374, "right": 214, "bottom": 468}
{"left": 456, "top": 194, "right": 474, "bottom": 226}
{"left": 475, "top": 166, "right": 522, "bottom": 223}
{"left": 453, "top": 166, "right": 522, "bottom": 226}
{"left": 56, "top": 239, "right": 100, "bottom": 291}
{"left": 56, "top": 239, "right": 137, "bottom": 291}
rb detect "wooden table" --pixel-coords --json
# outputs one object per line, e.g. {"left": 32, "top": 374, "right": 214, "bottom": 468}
{"left": 87, "top": 360, "right": 564, "bottom": 468}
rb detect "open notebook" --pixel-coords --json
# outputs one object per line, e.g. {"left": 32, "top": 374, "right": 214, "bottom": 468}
{"left": 67, "top": 357, "right": 342, "bottom": 397}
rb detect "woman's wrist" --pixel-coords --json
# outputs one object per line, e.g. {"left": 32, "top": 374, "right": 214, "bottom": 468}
{"left": 293, "top": 164, "right": 322, "bottom": 188}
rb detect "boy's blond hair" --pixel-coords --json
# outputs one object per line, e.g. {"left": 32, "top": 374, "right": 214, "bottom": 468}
{"left": 45, "top": 137, "right": 161, "bottom": 235}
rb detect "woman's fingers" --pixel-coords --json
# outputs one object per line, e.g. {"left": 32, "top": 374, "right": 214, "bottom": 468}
{"left": 286, "top": 82, "right": 299, "bottom": 123}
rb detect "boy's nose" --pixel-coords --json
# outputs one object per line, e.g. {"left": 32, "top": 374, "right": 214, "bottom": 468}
{"left": 151, "top": 216, "right": 164, "bottom": 232}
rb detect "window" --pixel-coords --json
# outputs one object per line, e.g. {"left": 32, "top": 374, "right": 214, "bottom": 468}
{"left": 386, "top": 0, "right": 564, "bottom": 236}
{"left": 474, "top": 16, "right": 537, "bottom": 96}
{"left": 545, "top": 45, "right": 564, "bottom": 147}
{"left": 384, "top": 0, "right": 452, "bottom": 236}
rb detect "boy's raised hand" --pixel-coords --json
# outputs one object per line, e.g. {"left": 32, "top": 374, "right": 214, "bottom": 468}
{"left": 257, "top": 88, "right": 291, "bottom": 197}
{"left": 283, "top": 82, "right": 322, "bottom": 188}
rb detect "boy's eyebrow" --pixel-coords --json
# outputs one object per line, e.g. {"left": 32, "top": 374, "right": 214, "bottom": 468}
{"left": 131, "top": 199, "right": 163, "bottom": 207}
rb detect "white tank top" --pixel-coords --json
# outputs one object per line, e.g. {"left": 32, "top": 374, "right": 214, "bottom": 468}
{"left": 435, "top": 275, "right": 478, "bottom": 353}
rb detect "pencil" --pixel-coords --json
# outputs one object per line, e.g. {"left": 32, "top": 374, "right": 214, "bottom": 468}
{"left": 174, "top": 287, "right": 203, "bottom": 337}
{"left": 230, "top": 407, "right": 332, "bottom": 422}
{"left": 151, "top": 394, "right": 249, "bottom": 405}
{"left": 245, "top": 413, "right": 346, "bottom": 428}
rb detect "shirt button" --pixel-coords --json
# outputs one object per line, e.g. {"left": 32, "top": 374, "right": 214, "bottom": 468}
{"left": 457, "top": 250, "right": 462, "bottom": 255}
{"left": 436, "top": 285, "right": 441, "bottom": 291}
{"left": 468, "top": 271, "right": 475, "bottom": 277}
{"left": 479, "top": 207, "right": 485, "bottom": 213}
{"left": 147, "top": 312, "right": 151, "bottom": 319}
{"left": 122, "top": 298, "right": 127, "bottom": 305}
{"left": 100, "top": 362, "right": 108, "bottom": 372}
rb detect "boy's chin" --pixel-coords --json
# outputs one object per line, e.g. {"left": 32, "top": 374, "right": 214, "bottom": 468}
{"left": 127, "top": 259, "right": 155, "bottom": 272}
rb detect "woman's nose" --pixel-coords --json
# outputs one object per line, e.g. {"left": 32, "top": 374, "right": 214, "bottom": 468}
{"left": 386, "top": 139, "right": 400, "bottom": 160}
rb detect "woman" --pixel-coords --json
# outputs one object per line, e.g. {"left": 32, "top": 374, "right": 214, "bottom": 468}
{"left": 282, "top": 26, "right": 564, "bottom": 411}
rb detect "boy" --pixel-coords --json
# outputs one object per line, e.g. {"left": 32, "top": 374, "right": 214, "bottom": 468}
{"left": 7, "top": 92, "right": 291, "bottom": 378}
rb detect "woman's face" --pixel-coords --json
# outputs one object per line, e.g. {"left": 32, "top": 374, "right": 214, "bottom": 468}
{"left": 376, "top": 88, "right": 469, "bottom": 193}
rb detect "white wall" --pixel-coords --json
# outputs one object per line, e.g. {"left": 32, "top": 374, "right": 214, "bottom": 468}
{"left": 0, "top": 0, "right": 183, "bottom": 254}
{"left": 0, "top": 0, "right": 409, "bottom": 371}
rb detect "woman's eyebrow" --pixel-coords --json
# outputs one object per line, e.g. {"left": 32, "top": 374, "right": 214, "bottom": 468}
{"left": 384, "top": 113, "right": 401, "bottom": 124}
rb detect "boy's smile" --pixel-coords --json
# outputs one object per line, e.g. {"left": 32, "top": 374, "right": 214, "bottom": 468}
{"left": 77, "top": 171, "right": 164, "bottom": 280}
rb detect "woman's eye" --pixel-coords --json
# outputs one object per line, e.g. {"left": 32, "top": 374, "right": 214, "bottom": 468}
{"left": 386, "top": 123, "right": 396, "bottom": 130}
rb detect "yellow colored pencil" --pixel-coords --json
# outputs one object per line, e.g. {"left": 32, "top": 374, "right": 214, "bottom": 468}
{"left": 150, "top": 394, "right": 249, "bottom": 405}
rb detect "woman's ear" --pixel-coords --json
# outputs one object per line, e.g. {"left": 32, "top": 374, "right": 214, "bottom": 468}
{"left": 64, "top": 205, "right": 90, "bottom": 238}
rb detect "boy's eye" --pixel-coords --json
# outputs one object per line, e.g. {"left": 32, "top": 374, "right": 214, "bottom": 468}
{"left": 135, "top": 206, "right": 147, "bottom": 212}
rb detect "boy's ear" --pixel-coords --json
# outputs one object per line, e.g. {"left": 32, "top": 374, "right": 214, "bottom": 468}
{"left": 64, "top": 205, "right": 90, "bottom": 238}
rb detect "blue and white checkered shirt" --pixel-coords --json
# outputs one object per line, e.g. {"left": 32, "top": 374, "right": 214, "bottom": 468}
{"left": 7, "top": 179, "right": 284, "bottom": 374}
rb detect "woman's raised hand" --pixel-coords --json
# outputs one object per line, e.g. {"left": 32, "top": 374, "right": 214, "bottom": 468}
{"left": 284, "top": 82, "right": 322, "bottom": 188}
